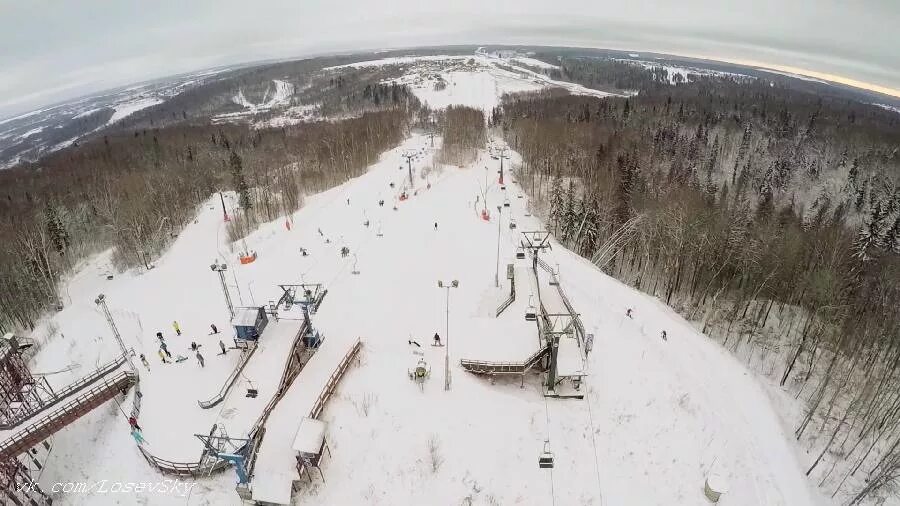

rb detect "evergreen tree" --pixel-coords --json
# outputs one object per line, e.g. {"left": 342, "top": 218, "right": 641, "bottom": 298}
{"left": 230, "top": 151, "right": 252, "bottom": 210}
{"left": 854, "top": 201, "right": 887, "bottom": 260}
{"left": 885, "top": 216, "right": 900, "bottom": 254}
{"left": 43, "top": 203, "right": 69, "bottom": 255}
{"left": 561, "top": 181, "right": 578, "bottom": 243}
{"left": 549, "top": 176, "right": 564, "bottom": 234}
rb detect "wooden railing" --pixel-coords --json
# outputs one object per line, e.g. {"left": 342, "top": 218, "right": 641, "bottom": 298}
{"left": 460, "top": 346, "right": 549, "bottom": 375}
{"left": 0, "top": 371, "right": 136, "bottom": 460}
{"left": 308, "top": 339, "right": 362, "bottom": 419}
{"left": 0, "top": 352, "right": 130, "bottom": 430}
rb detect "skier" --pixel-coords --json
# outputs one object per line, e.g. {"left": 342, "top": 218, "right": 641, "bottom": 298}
{"left": 196, "top": 351, "right": 205, "bottom": 367}
{"left": 433, "top": 333, "right": 442, "bottom": 346}
{"left": 346, "top": 197, "right": 350, "bottom": 205}
{"left": 389, "top": 182, "right": 395, "bottom": 188}
{"left": 210, "top": 323, "right": 218, "bottom": 334}
{"left": 434, "top": 222, "right": 438, "bottom": 231}
{"left": 128, "top": 416, "right": 142, "bottom": 432}
{"left": 190, "top": 341, "right": 202, "bottom": 352}
{"left": 661, "top": 330, "right": 667, "bottom": 341}
{"left": 131, "top": 429, "right": 147, "bottom": 445}
{"left": 219, "top": 340, "right": 227, "bottom": 355}
{"left": 408, "top": 340, "right": 421, "bottom": 347}
{"left": 139, "top": 354, "right": 150, "bottom": 370}
{"left": 318, "top": 227, "right": 324, "bottom": 237}
{"left": 379, "top": 200, "right": 385, "bottom": 207}
{"left": 157, "top": 349, "right": 169, "bottom": 364}
{"left": 626, "top": 308, "right": 633, "bottom": 319}
{"left": 172, "top": 320, "right": 181, "bottom": 336}
{"left": 159, "top": 343, "right": 172, "bottom": 359}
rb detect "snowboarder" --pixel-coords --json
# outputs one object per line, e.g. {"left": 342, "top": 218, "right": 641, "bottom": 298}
{"left": 210, "top": 324, "right": 218, "bottom": 334}
{"left": 661, "top": 330, "right": 667, "bottom": 341}
{"left": 433, "top": 333, "right": 442, "bottom": 346}
{"left": 131, "top": 429, "right": 147, "bottom": 445}
{"left": 157, "top": 349, "right": 169, "bottom": 364}
{"left": 219, "top": 340, "right": 227, "bottom": 355}
{"left": 156, "top": 331, "right": 164, "bottom": 342}
{"left": 364, "top": 220, "right": 370, "bottom": 227}
{"left": 139, "top": 354, "right": 150, "bottom": 370}
{"left": 159, "top": 343, "right": 172, "bottom": 359}
{"left": 190, "top": 341, "right": 202, "bottom": 352}
{"left": 318, "top": 227, "right": 323, "bottom": 236}
{"left": 128, "top": 416, "right": 141, "bottom": 432}
{"left": 196, "top": 351, "right": 205, "bottom": 367}
{"left": 408, "top": 340, "right": 421, "bottom": 347}
{"left": 626, "top": 308, "right": 633, "bottom": 319}
{"left": 379, "top": 200, "right": 385, "bottom": 207}
{"left": 172, "top": 320, "right": 181, "bottom": 336}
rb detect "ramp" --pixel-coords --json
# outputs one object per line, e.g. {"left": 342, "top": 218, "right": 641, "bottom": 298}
{"left": 460, "top": 345, "right": 549, "bottom": 375}
{"left": 0, "top": 352, "right": 131, "bottom": 430}
{"left": 198, "top": 342, "right": 258, "bottom": 409}
{"left": 249, "top": 339, "right": 362, "bottom": 505}
{"left": 0, "top": 371, "right": 136, "bottom": 460}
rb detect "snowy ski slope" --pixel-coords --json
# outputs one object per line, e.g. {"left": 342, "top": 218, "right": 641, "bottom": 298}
{"left": 16, "top": 60, "right": 838, "bottom": 504}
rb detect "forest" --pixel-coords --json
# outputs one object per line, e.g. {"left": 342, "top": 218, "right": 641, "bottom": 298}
{"left": 492, "top": 68, "right": 900, "bottom": 503}
{"left": 0, "top": 81, "right": 421, "bottom": 334}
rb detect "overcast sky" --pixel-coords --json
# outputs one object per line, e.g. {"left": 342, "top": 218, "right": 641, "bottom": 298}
{"left": 1, "top": 0, "right": 898, "bottom": 118}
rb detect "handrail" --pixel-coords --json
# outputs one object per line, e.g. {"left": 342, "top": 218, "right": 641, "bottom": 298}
{"left": 198, "top": 342, "right": 258, "bottom": 409}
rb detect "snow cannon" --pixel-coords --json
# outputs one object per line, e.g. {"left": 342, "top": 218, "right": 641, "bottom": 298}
{"left": 239, "top": 251, "right": 257, "bottom": 264}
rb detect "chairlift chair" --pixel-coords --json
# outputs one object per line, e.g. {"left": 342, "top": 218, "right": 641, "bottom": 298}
{"left": 509, "top": 219, "right": 517, "bottom": 230}
{"left": 503, "top": 198, "right": 511, "bottom": 208}
{"left": 538, "top": 441, "right": 554, "bottom": 469}
{"left": 516, "top": 247, "right": 526, "bottom": 260}
{"left": 525, "top": 296, "right": 537, "bottom": 322}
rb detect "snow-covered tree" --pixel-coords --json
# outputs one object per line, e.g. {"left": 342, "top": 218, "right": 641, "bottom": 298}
{"left": 854, "top": 201, "right": 887, "bottom": 260}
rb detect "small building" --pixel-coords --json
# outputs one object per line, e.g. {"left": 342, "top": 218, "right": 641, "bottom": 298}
{"left": 233, "top": 307, "right": 268, "bottom": 341}
{"left": 292, "top": 417, "right": 330, "bottom": 482}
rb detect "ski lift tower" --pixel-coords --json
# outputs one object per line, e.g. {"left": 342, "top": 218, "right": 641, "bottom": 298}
{"left": 196, "top": 424, "right": 251, "bottom": 487}
{"left": 495, "top": 146, "right": 509, "bottom": 185}
{"left": 520, "top": 231, "right": 552, "bottom": 275}
{"left": 402, "top": 150, "right": 417, "bottom": 187}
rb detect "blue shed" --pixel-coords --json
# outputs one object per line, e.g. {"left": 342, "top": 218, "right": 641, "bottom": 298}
{"left": 233, "top": 307, "right": 268, "bottom": 341}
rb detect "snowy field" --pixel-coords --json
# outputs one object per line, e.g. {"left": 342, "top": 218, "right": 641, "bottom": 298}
{"left": 326, "top": 52, "right": 619, "bottom": 113}
{"left": 16, "top": 129, "right": 835, "bottom": 505}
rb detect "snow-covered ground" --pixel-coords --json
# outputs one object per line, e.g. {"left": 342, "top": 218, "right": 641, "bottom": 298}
{"left": 328, "top": 52, "right": 619, "bottom": 113}
{"left": 17, "top": 129, "right": 834, "bottom": 505}
{"left": 107, "top": 97, "right": 164, "bottom": 124}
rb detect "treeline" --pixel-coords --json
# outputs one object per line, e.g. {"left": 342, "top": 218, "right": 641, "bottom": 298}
{"left": 436, "top": 105, "right": 486, "bottom": 166}
{"left": 0, "top": 102, "right": 413, "bottom": 333}
{"left": 493, "top": 80, "right": 900, "bottom": 503}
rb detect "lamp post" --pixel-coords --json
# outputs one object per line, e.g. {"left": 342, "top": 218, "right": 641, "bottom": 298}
{"left": 211, "top": 262, "right": 234, "bottom": 318}
{"left": 95, "top": 294, "right": 135, "bottom": 372}
{"left": 495, "top": 205, "right": 503, "bottom": 288}
{"left": 437, "top": 279, "right": 459, "bottom": 391}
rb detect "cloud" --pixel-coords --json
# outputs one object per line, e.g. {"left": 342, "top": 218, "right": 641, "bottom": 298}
{"left": 0, "top": 0, "right": 897, "bottom": 117}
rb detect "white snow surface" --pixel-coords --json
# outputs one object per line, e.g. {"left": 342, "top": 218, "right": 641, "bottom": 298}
{"left": 108, "top": 97, "right": 164, "bottom": 124}
{"left": 18, "top": 131, "right": 834, "bottom": 506}
{"left": 755, "top": 68, "right": 830, "bottom": 84}
{"left": 329, "top": 52, "right": 618, "bottom": 113}
{"left": 511, "top": 57, "right": 560, "bottom": 70}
